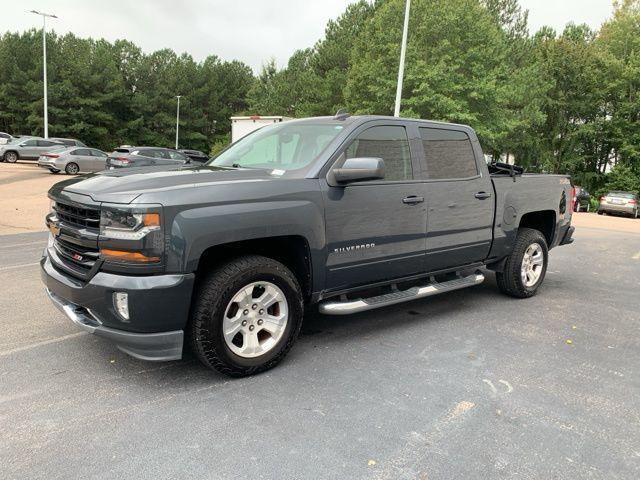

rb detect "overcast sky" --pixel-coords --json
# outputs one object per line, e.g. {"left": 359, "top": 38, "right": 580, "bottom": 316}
{"left": 1, "top": 0, "right": 614, "bottom": 71}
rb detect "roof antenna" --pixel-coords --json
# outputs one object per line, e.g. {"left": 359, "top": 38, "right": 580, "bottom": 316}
{"left": 334, "top": 108, "right": 351, "bottom": 120}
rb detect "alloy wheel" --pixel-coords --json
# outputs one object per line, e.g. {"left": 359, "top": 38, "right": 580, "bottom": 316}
{"left": 521, "top": 243, "right": 544, "bottom": 287}
{"left": 222, "top": 281, "right": 289, "bottom": 358}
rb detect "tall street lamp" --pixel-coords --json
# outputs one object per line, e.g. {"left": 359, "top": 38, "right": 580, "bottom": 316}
{"left": 394, "top": 0, "right": 410, "bottom": 117}
{"left": 175, "top": 95, "right": 182, "bottom": 149}
{"left": 30, "top": 10, "right": 58, "bottom": 138}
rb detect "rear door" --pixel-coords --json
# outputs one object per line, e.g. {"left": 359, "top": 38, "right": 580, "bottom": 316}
{"left": 416, "top": 126, "right": 494, "bottom": 271}
{"left": 322, "top": 122, "right": 427, "bottom": 291}
{"left": 19, "top": 139, "right": 39, "bottom": 158}
{"left": 89, "top": 149, "right": 108, "bottom": 171}
{"left": 70, "top": 148, "right": 93, "bottom": 171}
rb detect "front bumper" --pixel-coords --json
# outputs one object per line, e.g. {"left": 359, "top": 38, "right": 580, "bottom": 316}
{"left": 41, "top": 250, "right": 195, "bottom": 361}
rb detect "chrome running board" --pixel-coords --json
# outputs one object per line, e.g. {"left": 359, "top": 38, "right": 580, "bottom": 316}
{"left": 318, "top": 272, "right": 484, "bottom": 315}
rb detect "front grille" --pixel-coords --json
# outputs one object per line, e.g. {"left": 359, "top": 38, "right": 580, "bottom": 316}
{"left": 54, "top": 237, "right": 100, "bottom": 272}
{"left": 50, "top": 200, "right": 101, "bottom": 280}
{"left": 53, "top": 202, "right": 101, "bottom": 229}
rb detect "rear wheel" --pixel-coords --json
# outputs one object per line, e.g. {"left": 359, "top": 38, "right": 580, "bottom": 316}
{"left": 188, "top": 255, "right": 304, "bottom": 377}
{"left": 4, "top": 151, "right": 17, "bottom": 163}
{"left": 496, "top": 228, "right": 548, "bottom": 298}
{"left": 65, "top": 162, "right": 79, "bottom": 175}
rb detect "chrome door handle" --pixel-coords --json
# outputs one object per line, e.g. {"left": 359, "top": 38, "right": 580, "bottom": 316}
{"left": 474, "top": 192, "right": 492, "bottom": 200}
{"left": 403, "top": 196, "right": 424, "bottom": 205}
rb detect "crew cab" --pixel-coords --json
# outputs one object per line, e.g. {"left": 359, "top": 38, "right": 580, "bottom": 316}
{"left": 41, "top": 115, "right": 574, "bottom": 377}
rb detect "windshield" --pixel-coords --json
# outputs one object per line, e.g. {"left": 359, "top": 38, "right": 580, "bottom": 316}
{"left": 210, "top": 122, "right": 344, "bottom": 171}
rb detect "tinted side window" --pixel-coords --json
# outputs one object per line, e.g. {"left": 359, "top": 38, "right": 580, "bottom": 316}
{"left": 345, "top": 126, "right": 412, "bottom": 181}
{"left": 419, "top": 128, "right": 478, "bottom": 179}
{"left": 37, "top": 140, "right": 58, "bottom": 147}
{"left": 22, "top": 139, "right": 38, "bottom": 146}
{"left": 167, "top": 150, "right": 188, "bottom": 160}
{"left": 91, "top": 149, "right": 107, "bottom": 157}
{"left": 73, "top": 148, "right": 91, "bottom": 155}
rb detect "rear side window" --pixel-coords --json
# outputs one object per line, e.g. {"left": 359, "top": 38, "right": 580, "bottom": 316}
{"left": 73, "top": 149, "right": 91, "bottom": 156}
{"left": 37, "top": 140, "right": 58, "bottom": 147}
{"left": 22, "top": 139, "right": 38, "bottom": 146}
{"left": 167, "top": 150, "right": 188, "bottom": 160}
{"left": 90, "top": 149, "right": 107, "bottom": 157}
{"left": 345, "top": 125, "right": 412, "bottom": 181}
{"left": 420, "top": 128, "right": 478, "bottom": 179}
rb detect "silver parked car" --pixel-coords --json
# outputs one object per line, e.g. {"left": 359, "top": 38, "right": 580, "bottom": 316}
{"left": 597, "top": 191, "right": 639, "bottom": 218}
{"left": 37, "top": 147, "right": 109, "bottom": 174}
{"left": 0, "top": 132, "right": 12, "bottom": 145}
{"left": 0, "top": 137, "right": 64, "bottom": 162}
{"left": 49, "top": 137, "right": 87, "bottom": 147}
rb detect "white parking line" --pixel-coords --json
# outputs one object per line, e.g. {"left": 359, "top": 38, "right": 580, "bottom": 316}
{"left": 0, "top": 332, "right": 87, "bottom": 357}
{"left": 0, "top": 262, "right": 40, "bottom": 272}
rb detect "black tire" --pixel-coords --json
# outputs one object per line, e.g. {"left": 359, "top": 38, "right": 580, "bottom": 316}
{"left": 597, "top": 210, "right": 604, "bottom": 215}
{"left": 496, "top": 228, "right": 548, "bottom": 298}
{"left": 188, "top": 255, "right": 304, "bottom": 377}
{"left": 4, "top": 151, "right": 18, "bottom": 163}
{"left": 65, "top": 162, "right": 79, "bottom": 175}
{"left": 48, "top": 168, "right": 60, "bottom": 174}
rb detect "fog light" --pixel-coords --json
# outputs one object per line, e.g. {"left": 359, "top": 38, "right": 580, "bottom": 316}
{"left": 113, "top": 292, "right": 130, "bottom": 321}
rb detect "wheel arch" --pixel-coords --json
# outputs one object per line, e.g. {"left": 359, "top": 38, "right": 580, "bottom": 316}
{"left": 518, "top": 210, "right": 556, "bottom": 246}
{"left": 195, "top": 236, "right": 314, "bottom": 303}
{"left": 3, "top": 149, "right": 19, "bottom": 160}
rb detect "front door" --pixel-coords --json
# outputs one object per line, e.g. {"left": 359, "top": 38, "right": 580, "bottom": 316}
{"left": 417, "top": 126, "right": 494, "bottom": 271}
{"left": 322, "top": 124, "right": 427, "bottom": 291}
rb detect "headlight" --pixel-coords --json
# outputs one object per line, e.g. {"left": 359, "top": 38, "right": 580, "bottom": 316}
{"left": 99, "top": 205, "right": 163, "bottom": 264}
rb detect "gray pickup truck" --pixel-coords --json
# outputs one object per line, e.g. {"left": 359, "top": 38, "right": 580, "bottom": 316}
{"left": 41, "top": 115, "right": 575, "bottom": 377}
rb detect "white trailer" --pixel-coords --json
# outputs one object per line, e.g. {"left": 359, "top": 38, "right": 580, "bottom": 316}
{"left": 230, "top": 116, "right": 291, "bottom": 143}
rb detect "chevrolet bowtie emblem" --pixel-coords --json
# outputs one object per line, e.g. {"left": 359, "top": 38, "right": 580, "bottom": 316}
{"left": 49, "top": 223, "right": 61, "bottom": 238}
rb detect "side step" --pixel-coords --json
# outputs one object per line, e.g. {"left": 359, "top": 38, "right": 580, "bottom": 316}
{"left": 318, "top": 272, "right": 484, "bottom": 315}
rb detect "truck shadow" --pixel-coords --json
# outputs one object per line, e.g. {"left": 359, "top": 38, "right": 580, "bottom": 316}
{"left": 105, "top": 272, "right": 515, "bottom": 387}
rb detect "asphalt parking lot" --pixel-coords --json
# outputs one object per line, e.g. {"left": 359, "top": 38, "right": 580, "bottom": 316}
{"left": 1, "top": 166, "right": 639, "bottom": 479}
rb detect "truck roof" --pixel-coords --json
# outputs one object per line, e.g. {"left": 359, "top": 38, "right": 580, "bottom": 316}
{"left": 279, "top": 115, "right": 475, "bottom": 131}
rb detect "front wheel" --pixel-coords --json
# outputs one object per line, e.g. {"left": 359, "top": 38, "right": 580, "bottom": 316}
{"left": 496, "top": 228, "right": 548, "bottom": 298}
{"left": 188, "top": 255, "right": 304, "bottom": 377}
{"left": 4, "top": 151, "right": 18, "bottom": 163}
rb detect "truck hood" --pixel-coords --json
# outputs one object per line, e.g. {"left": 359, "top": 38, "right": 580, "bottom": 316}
{"left": 49, "top": 165, "right": 280, "bottom": 204}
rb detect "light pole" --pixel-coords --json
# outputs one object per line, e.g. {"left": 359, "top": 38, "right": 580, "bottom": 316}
{"left": 394, "top": 0, "right": 410, "bottom": 117}
{"left": 175, "top": 95, "right": 182, "bottom": 149}
{"left": 31, "top": 10, "right": 57, "bottom": 138}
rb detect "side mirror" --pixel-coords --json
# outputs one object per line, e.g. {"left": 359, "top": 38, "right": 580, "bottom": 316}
{"left": 333, "top": 157, "right": 385, "bottom": 184}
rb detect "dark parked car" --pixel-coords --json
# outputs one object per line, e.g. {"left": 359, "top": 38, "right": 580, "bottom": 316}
{"left": 598, "top": 191, "right": 638, "bottom": 218}
{"left": 573, "top": 186, "right": 591, "bottom": 211}
{"left": 49, "top": 137, "right": 87, "bottom": 147}
{"left": 179, "top": 149, "right": 209, "bottom": 164}
{"left": 106, "top": 147, "right": 190, "bottom": 168}
{"left": 42, "top": 115, "right": 574, "bottom": 377}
